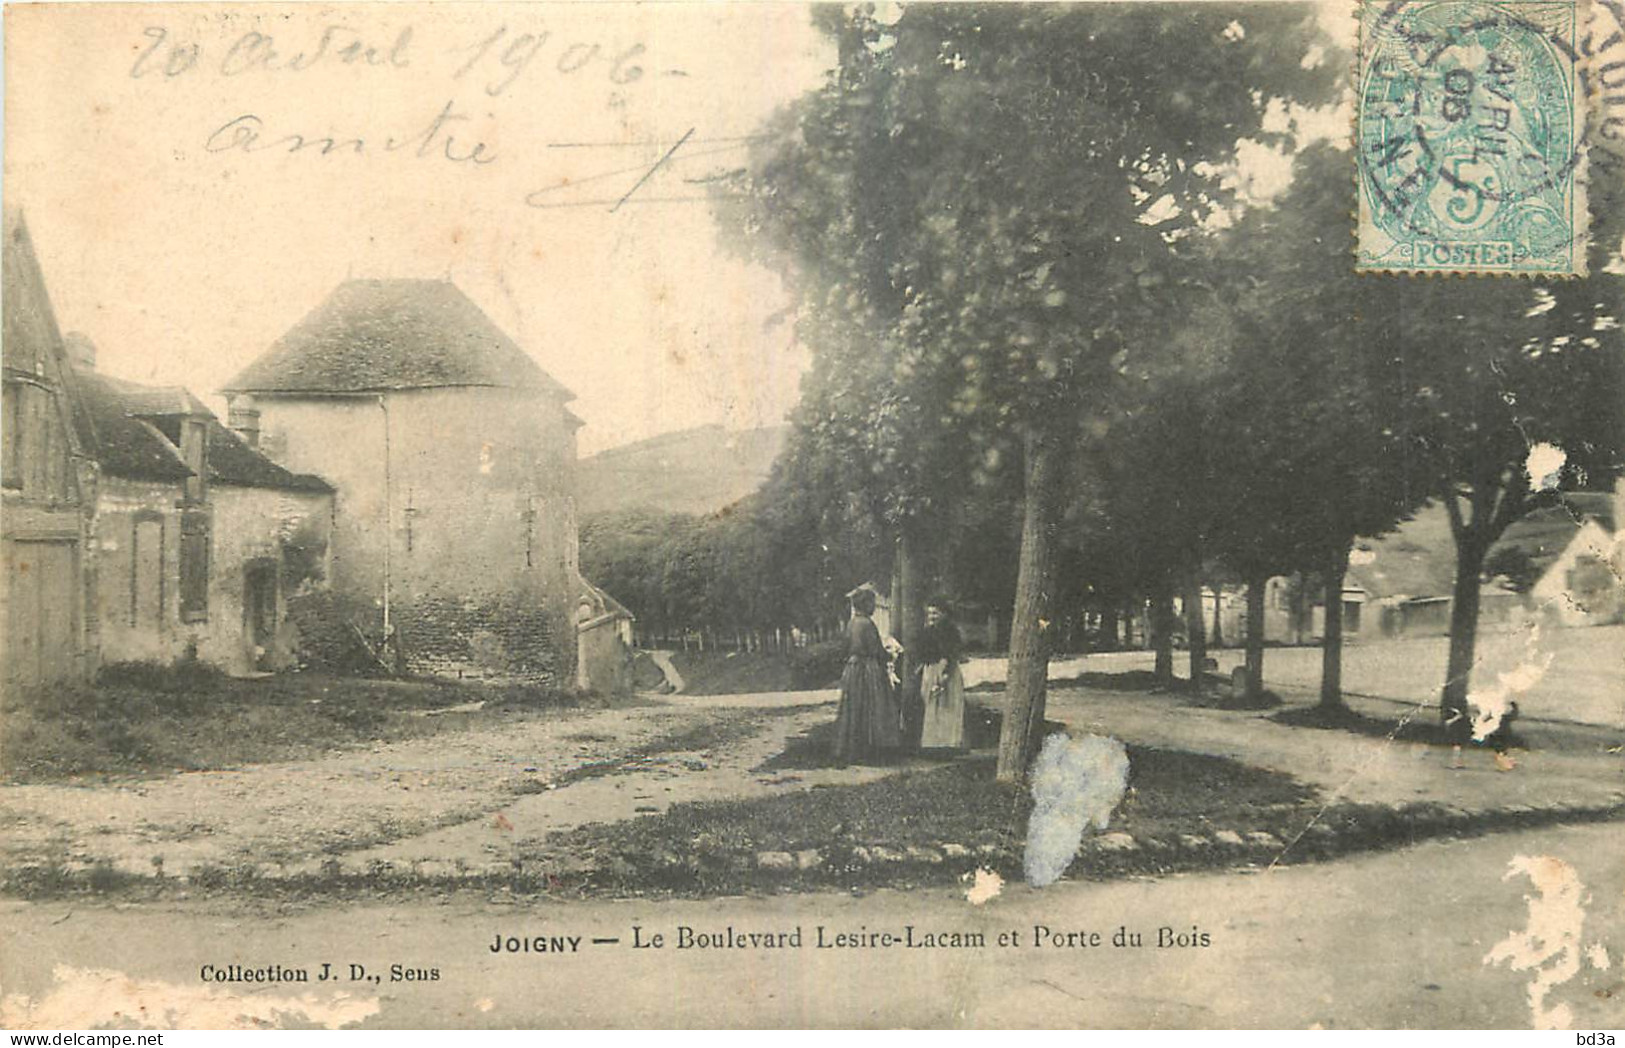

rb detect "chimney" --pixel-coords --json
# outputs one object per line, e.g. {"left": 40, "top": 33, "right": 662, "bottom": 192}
{"left": 226, "top": 394, "right": 261, "bottom": 449}
{"left": 63, "top": 332, "right": 96, "bottom": 371}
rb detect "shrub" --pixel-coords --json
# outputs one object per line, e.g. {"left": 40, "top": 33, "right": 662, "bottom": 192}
{"left": 96, "top": 656, "right": 225, "bottom": 703}
{"left": 788, "top": 640, "right": 848, "bottom": 690}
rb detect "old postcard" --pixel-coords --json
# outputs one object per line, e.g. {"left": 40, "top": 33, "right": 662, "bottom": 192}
{"left": 2, "top": 0, "right": 1623, "bottom": 1031}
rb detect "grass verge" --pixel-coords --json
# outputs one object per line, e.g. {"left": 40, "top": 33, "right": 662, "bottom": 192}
{"left": 511, "top": 745, "right": 1327, "bottom": 896}
{"left": 0, "top": 663, "right": 596, "bottom": 783}
{"left": 667, "top": 651, "right": 805, "bottom": 695}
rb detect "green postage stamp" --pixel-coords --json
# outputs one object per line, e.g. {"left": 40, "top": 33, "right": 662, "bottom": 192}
{"left": 1357, "top": 0, "right": 1589, "bottom": 275}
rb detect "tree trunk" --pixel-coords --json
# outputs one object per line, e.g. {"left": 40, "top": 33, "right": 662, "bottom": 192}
{"left": 1319, "top": 542, "right": 1351, "bottom": 710}
{"left": 996, "top": 431, "right": 1062, "bottom": 784}
{"left": 895, "top": 526, "right": 926, "bottom": 752}
{"left": 1210, "top": 589, "right": 1225, "bottom": 648}
{"left": 1244, "top": 572, "right": 1267, "bottom": 703}
{"left": 1289, "top": 575, "right": 1306, "bottom": 646}
{"left": 1151, "top": 587, "right": 1175, "bottom": 687}
{"left": 1441, "top": 537, "right": 1487, "bottom": 736}
{"left": 1098, "top": 606, "right": 1119, "bottom": 651}
{"left": 1185, "top": 580, "right": 1207, "bottom": 695}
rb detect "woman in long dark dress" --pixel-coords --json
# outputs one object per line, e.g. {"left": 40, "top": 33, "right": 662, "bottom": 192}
{"left": 831, "top": 588, "right": 903, "bottom": 764}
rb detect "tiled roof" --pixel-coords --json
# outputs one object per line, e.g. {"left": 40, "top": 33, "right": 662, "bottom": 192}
{"left": 223, "top": 279, "right": 574, "bottom": 398}
{"left": 70, "top": 370, "right": 194, "bottom": 483}
{"left": 1490, "top": 493, "right": 1617, "bottom": 576}
{"left": 72, "top": 367, "right": 331, "bottom": 492}
{"left": 580, "top": 578, "right": 634, "bottom": 621}
{"left": 1353, "top": 493, "right": 1618, "bottom": 601}
{"left": 204, "top": 419, "right": 332, "bottom": 493}
{"left": 2, "top": 210, "right": 65, "bottom": 383}
{"left": 1349, "top": 504, "right": 1459, "bottom": 601}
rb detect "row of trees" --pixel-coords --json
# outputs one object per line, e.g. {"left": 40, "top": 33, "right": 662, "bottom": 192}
{"left": 724, "top": 5, "right": 1622, "bottom": 782}
{"left": 580, "top": 5, "right": 1622, "bottom": 782}
{"left": 578, "top": 507, "right": 781, "bottom": 644}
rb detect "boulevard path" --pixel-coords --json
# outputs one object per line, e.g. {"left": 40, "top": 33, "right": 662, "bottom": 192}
{"left": 1, "top": 666, "right": 1619, "bottom": 881}
{"left": 983, "top": 623, "right": 1625, "bottom": 730}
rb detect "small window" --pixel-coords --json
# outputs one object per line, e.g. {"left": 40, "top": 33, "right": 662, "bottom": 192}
{"left": 2, "top": 382, "right": 21, "bottom": 489}
{"left": 179, "top": 510, "right": 210, "bottom": 622}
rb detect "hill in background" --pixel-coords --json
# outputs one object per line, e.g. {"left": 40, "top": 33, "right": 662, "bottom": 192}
{"left": 578, "top": 424, "right": 790, "bottom": 516}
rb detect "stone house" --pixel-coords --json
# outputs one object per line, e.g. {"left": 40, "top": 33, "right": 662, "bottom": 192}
{"left": 69, "top": 347, "right": 334, "bottom": 675}
{"left": 4, "top": 210, "right": 337, "bottom": 686}
{"left": 2, "top": 211, "right": 96, "bottom": 691}
{"left": 1493, "top": 493, "right": 1621, "bottom": 628}
{"left": 222, "top": 279, "right": 583, "bottom": 685}
{"left": 1232, "top": 494, "right": 1622, "bottom": 645}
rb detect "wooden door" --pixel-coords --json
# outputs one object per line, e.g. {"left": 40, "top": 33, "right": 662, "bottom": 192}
{"left": 6, "top": 539, "right": 78, "bottom": 688}
{"left": 244, "top": 563, "right": 278, "bottom": 667}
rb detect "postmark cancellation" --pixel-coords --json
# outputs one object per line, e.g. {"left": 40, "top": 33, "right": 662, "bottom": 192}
{"left": 1357, "top": 0, "right": 1590, "bottom": 275}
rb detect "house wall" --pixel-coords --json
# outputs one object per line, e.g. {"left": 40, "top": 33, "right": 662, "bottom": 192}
{"left": 1308, "top": 595, "right": 1366, "bottom": 640}
{"left": 1531, "top": 520, "right": 1625, "bottom": 627}
{"left": 92, "top": 477, "right": 185, "bottom": 667}
{"left": 203, "top": 485, "right": 333, "bottom": 673}
{"left": 2, "top": 374, "right": 95, "bottom": 693}
{"left": 578, "top": 619, "right": 633, "bottom": 696}
{"left": 3, "top": 492, "right": 95, "bottom": 692}
{"left": 93, "top": 478, "right": 333, "bottom": 675}
{"left": 1234, "top": 579, "right": 1363, "bottom": 645}
{"left": 250, "top": 386, "right": 579, "bottom": 684}
{"left": 1258, "top": 577, "right": 1310, "bottom": 644}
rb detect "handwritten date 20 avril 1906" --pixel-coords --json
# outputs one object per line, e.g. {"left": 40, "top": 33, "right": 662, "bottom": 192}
{"left": 131, "top": 23, "right": 650, "bottom": 96}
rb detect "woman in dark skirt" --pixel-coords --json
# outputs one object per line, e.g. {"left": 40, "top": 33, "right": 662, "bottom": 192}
{"left": 831, "top": 588, "right": 903, "bottom": 764}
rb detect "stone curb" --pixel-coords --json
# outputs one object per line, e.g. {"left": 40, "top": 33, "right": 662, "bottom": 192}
{"left": 6, "top": 795, "right": 1623, "bottom": 894}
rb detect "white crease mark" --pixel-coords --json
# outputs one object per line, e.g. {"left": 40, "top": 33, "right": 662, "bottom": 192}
{"left": 1525, "top": 443, "right": 1567, "bottom": 492}
{"left": 1484, "top": 855, "right": 1591, "bottom": 1030}
{"left": 965, "top": 867, "right": 1003, "bottom": 905}
{"left": 1470, "top": 618, "right": 1555, "bottom": 741}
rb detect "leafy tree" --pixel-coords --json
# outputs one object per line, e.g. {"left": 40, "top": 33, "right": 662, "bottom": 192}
{"left": 580, "top": 504, "right": 797, "bottom": 643}
{"left": 1203, "top": 142, "right": 1429, "bottom": 709}
{"left": 1343, "top": 74, "right": 1625, "bottom": 730}
{"left": 1375, "top": 282, "right": 1622, "bottom": 731}
{"left": 724, "top": 4, "right": 1339, "bottom": 780}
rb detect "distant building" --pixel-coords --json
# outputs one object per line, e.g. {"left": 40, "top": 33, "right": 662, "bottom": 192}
{"left": 223, "top": 279, "right": 582, "bottom": 684}
{"left": 2, "top": 211, "right": 95, "bottom": 690}
{"left": 1343, "top": 505, "right": 1469, "bottom": 638}
{"left": 577, "top": 578, "right": 634, "bottom": 695}
{"left": 1238, "top": 494, "right": 1624, "bottom": 645}
{"left": 1492, "top": 494, "right": 1621, "bottom": 628}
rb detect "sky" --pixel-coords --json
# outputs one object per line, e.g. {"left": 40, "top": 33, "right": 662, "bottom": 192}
{"left": 5, "top": 3, "right": 835, "bottom": 454}
{"left": 5, "top": 2, "right": 1355, "bottom": 456}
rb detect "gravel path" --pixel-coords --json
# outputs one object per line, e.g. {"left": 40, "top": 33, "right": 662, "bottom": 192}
{"left": 0, "top": 702, "right": 776, "bottom": 877}
{"left": 3, "top": 669, "right": 1617, "bottom": 888}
